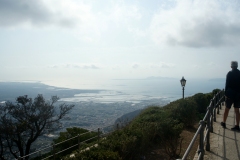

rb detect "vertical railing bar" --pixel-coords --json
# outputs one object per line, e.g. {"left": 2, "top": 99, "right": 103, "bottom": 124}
{"left": 206, "top": 106, "right": 210, "bottom": 151}
{"left": 210, "top": 99, "right": 214, "bottom": 132}
{"left": 217, "top": 92, "right": 220, "bottom": 114}
{"left": 52, "top": 143, "right": 55, "bottom": 160}
{"left": 198, "top": 120, "right": 205, "bottom": 160}
{"left": 98, "top": 128, "right": 100, "bottom": 143}
{"left": 39, "top": 150, "right": 41, "bottom": 160}
{"left": 78, "top": 134, "right": 81, "bottom": 150}
{"left": 213, "top": 95, "right": 217, "bottom": 122}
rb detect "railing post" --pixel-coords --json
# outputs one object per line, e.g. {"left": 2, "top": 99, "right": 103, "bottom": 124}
{"left": 98, "top": 128, "right": 100, "bottom": 143}
{"left": 206, "top": 108, "right": 211, "bottom": 151}
{"left": 198, "top": 120, "right": 205, "bottom": 160}
{"left": 220, "top": 89, "right": 225, "bottom": 109}
{"left": 217, "top": 93, "right": 220, "bottom": 114}
{"left": 210, "top": 99, "right": 214, "bottom": 132}
{"left": 52, "top": 143, "right": 55, "bottom": 160}
{"left": 208, "top": 100, "right": 213, "bottom": 132}
{"left": 39, "top": 150, "right": 42, "bottom": 160}
{"left": 217, "top": 104, "right": 220, "bottom": 114}
{"left": 213, "top": 96, "right": 217, "bottom": 122}
{"left": 78, "top": 134, "right": 81, "bottom": 150}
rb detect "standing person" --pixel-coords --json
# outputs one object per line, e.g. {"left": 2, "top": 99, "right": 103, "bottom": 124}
{"left": 221, "top": 61, "right": 240, "bottom": 130}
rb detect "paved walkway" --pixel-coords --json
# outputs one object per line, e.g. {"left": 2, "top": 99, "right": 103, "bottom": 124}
{"left": 203, "top": 104, "right": 240, "bottom": 160}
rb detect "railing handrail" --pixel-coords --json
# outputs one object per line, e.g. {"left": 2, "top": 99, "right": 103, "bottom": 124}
{"left": 179, "top": 89, "right": 225, "bottom": 160}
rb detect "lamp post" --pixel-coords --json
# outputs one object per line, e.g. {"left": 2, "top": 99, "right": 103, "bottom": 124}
{"left": 180, "top": 77, "right": 186, "bottom": 99}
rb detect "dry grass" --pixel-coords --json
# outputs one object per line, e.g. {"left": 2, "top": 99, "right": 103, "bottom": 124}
{"left": 179, "top": 124, "right": 199, "bottom": 160}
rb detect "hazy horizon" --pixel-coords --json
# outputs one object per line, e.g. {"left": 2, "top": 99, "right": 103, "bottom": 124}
{"left": 0, "top": 76, "right": 225, "bottom": 103}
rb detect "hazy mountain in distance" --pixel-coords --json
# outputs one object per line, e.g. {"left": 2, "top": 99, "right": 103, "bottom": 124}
{"left": 0, "top": 82, "right": 102, "bottom": 102}
{"left": 115, "top": 109, "right": 143, "bottom": 127}
{"left": 208, "top": 78, "right": 225, "bottom": 82}
{"left": 145, "top": 76, "right": 178, "bottom": 80}
{"left": 111, "top": 76, "right": 225, "bottom": 98}
{"left": 113, "top": 76, "right": 177, "bottom": 80}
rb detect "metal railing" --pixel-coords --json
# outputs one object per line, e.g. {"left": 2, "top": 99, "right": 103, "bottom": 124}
{"left": 18, "top": 124, "right": 118, "bottom": 160}
{"left": 179, "top": 90, "right": 225, "bottom": 160}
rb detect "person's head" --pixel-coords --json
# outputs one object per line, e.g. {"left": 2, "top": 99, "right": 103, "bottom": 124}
{"left": 231, "top": 61, "right": 238, "bottom": 69}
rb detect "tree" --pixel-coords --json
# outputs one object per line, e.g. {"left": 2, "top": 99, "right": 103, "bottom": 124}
{"left": 0, "top": 94, "right": 74, "bottom": 160}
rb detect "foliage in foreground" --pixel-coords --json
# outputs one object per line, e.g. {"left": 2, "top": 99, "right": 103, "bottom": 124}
{"left": 170, "top": 99, "right": 198, "bottom": 127}
{"left": 1, "top": 89, "right": 221, "bottom": 160}
{"left": 68, "top": 106, "right": 185, "bottom": 159}
{"left": 53, "top": 127, "right": 99, "bottom": 159}
{"left": 32, "top": 127, "right": 99, "bottom": 160}
{"left": 65, "top": 89, "right": 221, "bottom": 159}
{"left": 0, "top": 95, "right": 74, "bottom": 160}
{"left": 65, "top": 147, "right": 121, "bottom": 160}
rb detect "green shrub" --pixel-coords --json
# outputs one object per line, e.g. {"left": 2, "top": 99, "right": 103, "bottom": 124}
{"left": 53, "top": 127, "right": 98, "bottom": 158}
{"left": 159, "top": 118, "right": 184, "bottom": 159}
{"left": 65, "top": 147, "right": 121, "bottom": 160}
{"left": 98, "top": 128, "right": 140, "bottom": 159}
{"left": 212, "top": 88, "right": 221, "bottom": 96}
{"left": 131, "top": 106, "right": 170, "bottom": 124}
{"left": 204, "top": 93, "right": 212, "bottom": 103}
{"left": 97, "top": 106, "right": 184, "bottom": 159}
{"left": 171, "top": 99, "right": 197, "bottom": 127}
{"left": 191, "top": 93, "right": 209, "bottom": 114}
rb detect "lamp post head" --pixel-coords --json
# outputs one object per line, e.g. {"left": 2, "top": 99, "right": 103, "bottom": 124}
{"left": 180, "top": 76, "right": 186, "bottom": 87}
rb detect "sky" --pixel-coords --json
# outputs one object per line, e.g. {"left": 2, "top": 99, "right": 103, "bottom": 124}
{"left": 1, "top": 0, "right": 240, "bottom": 89}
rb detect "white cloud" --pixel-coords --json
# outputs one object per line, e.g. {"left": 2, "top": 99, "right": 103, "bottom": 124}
{"left": 0, "top": 0, "right": 76, "bottom": 28}
{"left": 193, "top": 65, "right": 201, "bottom": 69}
{"left": 111, "top": 65, "right": 121, "bottom": 70}
{"left": 3, "top": 0, "right": 240, "bottom": 47}
{"left": 109, "top": 3, "right": 141, "bottom": 26}
{"left": 149, "top": 62, "right": 176, "bottom": 69}
{"left": 47, "top": 63, "right": 102, "bottom": 69}
{"left": 132, "top": 63, "right": 139, "bottom": 69}
{"left": 150, "top": 0, "right": 240, "bottom": 47}
{"left": 208, "top": 62, "right": 217, "bottom": 67}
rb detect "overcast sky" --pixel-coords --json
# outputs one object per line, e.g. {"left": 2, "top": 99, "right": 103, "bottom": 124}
{"left": 1, "top": 0, "right": 240, "bottom": 89}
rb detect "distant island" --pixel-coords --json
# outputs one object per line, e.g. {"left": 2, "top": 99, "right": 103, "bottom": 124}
{"left": 0, "top": 82, "right": 103, "bottom": 102}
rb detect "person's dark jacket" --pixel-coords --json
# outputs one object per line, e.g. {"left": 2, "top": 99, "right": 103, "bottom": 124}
{"left": 225, "top": 68, "right": 240, "bottom": 99}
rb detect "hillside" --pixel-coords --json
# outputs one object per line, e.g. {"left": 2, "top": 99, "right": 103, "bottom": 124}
{"left": 1, "top": 85, "right": 219, "bottom": 160}
{"left": 58, "top": 89, "right": 218, "bottom": 160}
